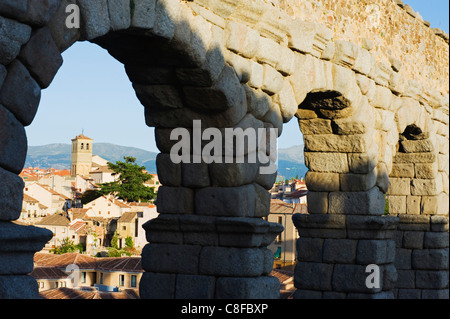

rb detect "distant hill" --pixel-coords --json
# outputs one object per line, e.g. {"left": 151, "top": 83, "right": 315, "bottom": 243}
{"left": 25, "top": 143, "right": 308, "bottom": 179}
{"left": 25, "top": 143, "right": 158, "bottom": 173}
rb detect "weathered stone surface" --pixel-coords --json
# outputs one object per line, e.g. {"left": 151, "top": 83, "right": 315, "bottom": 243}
{"left": 415, "top": 270, "right": 449, "bottom": 289}
{"left": 305, "top": 171, "right": 340, "bottom": 192}
{"left": 387, "top": 178, "right": 411, "bottom": 196}
{"left": 406, "top": 196, "right": 421, "bottom": 215}
{"left": 156, "top": 186, "right": 194, "bottom": 214}
{"left": 135, "top": 84, "right": 183, "bottom": 110}
{"left": 0, "top": 275, "right": 40, "bottom": 299}
{"left": 274, "top": 79, "right": 297, "bottom": 122}
{"left": 411, "top": 178, "right": 442, "bottom": 196}
{"left": 323, "top": 239, "right": 357, "bottom": 263}
{"left": 215, "top": 276, "right": 280, "bottom": 299}
{"left": 181, "top": 162, "right": 210, "bottom": 188}
{"left": 24, "top": 0, "right": 62, "bottom": 26}
{"left": 306, "top": 191, "right": 329, "bottom": 214}
{"left": 395, "top": 248, "right": 412, "bottom": 270}
{"left": 304, "top": 152, "right": 349, "bottom": 173}
{"left": 183, "top": 65, "right": 245, "bottom": 112}
{"left": 0, "top": 1, "right": 27, "bottom": 21}
{"left": 253, "top": 183, "right": 271, "bottom": 217}
{"left": 390, "top": 163, "right": 415, "bottom": 178}
{"left": 107, "top": 0, "right": 131, "bottom": 30}
{"left": 209, "top": 162, "right": 258, "bottom": 187}
{"left": 297, "top": 237, "right": 324, "bottom": 262}
{"left": 423, "top": 231, "right": 448, "bottom": 249}
{"left": 0, "top": 105, "right": 27, "bottom": 174}
{"left": 0, "top": 16, "right": 32, "bottom": 65}
{"left": 347, "top": 143, "right": 378, "bottom": 174}
{"left": 140, "top": 272, "right": 176, "bottom": 299}
{"left": 412, "top": 249, "right": 449, "bottom": 270}
{"left": 77, "top": 0, "right": 110, "bottom": 40}
{"left": 388, "top": 195, "right": 407, "bottom": 215}
{"left": 332, "top": 264, "right": 381, "bottom": 293}
{"left": 400, "top": 139, "right": 434, "bottom": 153}
{"left": 356, "top": 240, "right": 394, "bottom": 264}
{"left": 141, "top": 243, "right": 201, "bottom": 274}
{"left": 294, "top": 262, "right": 333, "bottom": 291}
{"left": 420, "top": 196, "right": 439, "bottom": 215}
{"left": 0, "top": 60, "right": 41, "bottom": 126}
{"left": 414, "top": 162, "right": 438, "bottom": 179}
{"left": 46, "top": 0, "right": 80, "bottom": 52}
{"left": 18, "top": 27, "right": 63, "bottom": 89}
{"left": 156, "top": 153, "right": 181, "bottom": 186}
{"left": 130, "top": 0, "right": 156, "bottom": 29}
{"left": 340, "top": 169, "right": 377, "bottom": 192}
{"left": 329, "top": 186, "right": 386, "bottom": 215}
{"left": 199, "top": 247, "right": 265, "bottom": 277}
{"left": 304, "top": 132, "right": 372, "bottom": 153}
{"left": 0, "top": 168, "right": 24, "bottom": 221}
{"left": 195, "top": 184, "right": 255, "bottom": 217}
{"left": 261, "top": 64, "right": 283, "bottom": 95}
{"left": 175, "top": 274, "right": 215, "bottom": 299}
{"left": 299, "top": 118, "right": 333, "bottom": 135}
{"left": 0, "top": 221, "right": 52, "bottom": 253}
{"left": 152, "top": 0, "right": 180, "bottom": 40}
{"left": 225, "top": 20, "right": 259, "bottom": 58}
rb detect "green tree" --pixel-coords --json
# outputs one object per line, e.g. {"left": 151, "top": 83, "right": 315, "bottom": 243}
{"left": 110, "top": 230, "right": 119, "bottom": 249}
{"left": 80, "top": 189, "right": 102, "bottom": 205}
{"left": 51, "top": 238, "right": 84, "bottom": 254}
{"left": 99, "top": 156, "right": 156, "bottom": 202}
{"left": 125, "top": 236, "right": 134, "bottom": 248}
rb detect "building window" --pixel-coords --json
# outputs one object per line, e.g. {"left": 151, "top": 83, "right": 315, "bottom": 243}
{"left": 131, "top": 275, "right": 137, "bottom": 288}
{"left": 86, "top": 143, "right": 89, "bottom": 150}
{"left": 81, "top": 272, "right": 86, "bottom": 283}
{"left": 81, "top": 143, "right": 84, "bottom": 150}
{"left": 123, "top": 226, "right": 126, "bottom": 231}
{"left": 99, "top": 273, "right": 103, "bottom": 285}
{"left": 119, "top": 275, "right": 125, "bottom": 287}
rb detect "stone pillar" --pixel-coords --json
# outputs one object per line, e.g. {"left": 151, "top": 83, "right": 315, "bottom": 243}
{"left": 140, "top": 120, "right": 283, "bottom": 299}
{"left": 293, "top": 91, "right": 399, "bottom": 299}
{"left": 389, "top": 124, "right": 449, "bottom": 299}
{"left": 0, "top": 1, "right": 62, "bottom": 297}
{"left": 0, "top": 110, "right": 52, "bottom": 298}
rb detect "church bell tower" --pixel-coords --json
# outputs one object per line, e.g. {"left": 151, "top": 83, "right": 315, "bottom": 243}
{"left": 71, "top": 134, "right": 93, "bottom": 177}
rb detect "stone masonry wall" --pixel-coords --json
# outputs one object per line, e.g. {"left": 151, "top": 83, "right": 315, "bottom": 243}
{"left": 267, "top": 0, "right": 450, "bottom": 97}
{"left": 0, "top": 0, "right": 448, "bottom": 299}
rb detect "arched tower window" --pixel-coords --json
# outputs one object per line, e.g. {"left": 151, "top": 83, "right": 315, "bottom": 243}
{"left": 86, "top": 143, "right": 90, "bottom": 150}
{"left": 81, "top": 143, "right": 84, "bottom": 150}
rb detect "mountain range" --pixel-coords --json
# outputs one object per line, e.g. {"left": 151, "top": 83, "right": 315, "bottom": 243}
{"left": 25, "top": 143, "right": 307, "bottom": 179}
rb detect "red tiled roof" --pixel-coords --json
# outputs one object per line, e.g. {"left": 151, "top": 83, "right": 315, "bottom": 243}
{"left": 33, "top": 253, "right": 143, "bottom": 273}
{"left": 23, "top": 194, "right": 39, "bottom": 203}
{"left": 35, "top": 214, "right": 70, "bottom": 226}
{"left": 284, "top": 189, "right": 308, "bottom": 198}
{"left": 96, "top": 257, "right": 142, "bottom": 273}
{"left": 39, "top": 287, "right": 139, "bottom": 299}
{"left": 34, "top": 252, "right": 98, "bottom": 270}
{"left": 30, "top": 267, "right": 69, "bottom": 280}
{"left": 270, "top": 200, "right": 294, "bottom": 214}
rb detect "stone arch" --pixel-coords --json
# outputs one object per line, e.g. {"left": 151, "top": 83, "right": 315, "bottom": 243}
{"left": 0, "top": 0, "right": 448, "bottom": 299}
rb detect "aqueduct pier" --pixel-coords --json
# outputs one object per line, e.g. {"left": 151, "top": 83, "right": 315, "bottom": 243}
{"left": 0, "top": 0, "right": 448, "bottom": 299}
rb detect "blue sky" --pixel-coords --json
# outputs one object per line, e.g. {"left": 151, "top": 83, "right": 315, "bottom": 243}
{"left": 26, "top": 1, "right": 449, "bottom": 152}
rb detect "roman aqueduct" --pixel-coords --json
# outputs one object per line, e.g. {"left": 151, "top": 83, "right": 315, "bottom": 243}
{"left": 0, "top": 0, "right": 448, "bottom": 299}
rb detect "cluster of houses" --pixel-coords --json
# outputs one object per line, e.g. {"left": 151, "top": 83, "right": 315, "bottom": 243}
{"left": 17, "top": 135, "right": 308, "bottom": 298}
{"left": 19, "top": 169, "right": 159, "bottom": 255}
